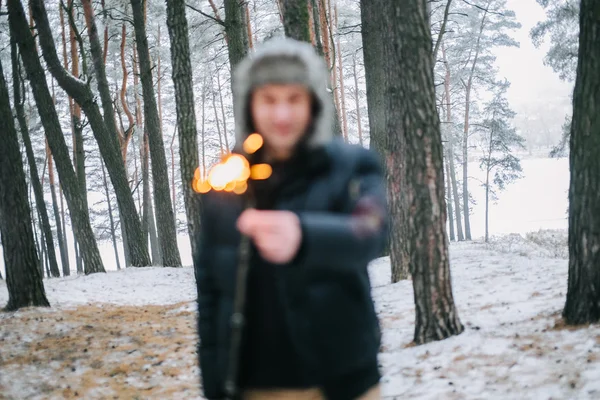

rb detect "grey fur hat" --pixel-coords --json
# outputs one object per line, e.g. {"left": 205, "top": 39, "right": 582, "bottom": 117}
{"left": 233, "top": 37, "right": 334, "bottom": 149}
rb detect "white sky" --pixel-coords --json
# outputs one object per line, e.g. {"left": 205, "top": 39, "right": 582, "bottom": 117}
{"left": 493, "top": 0, "right": 574, "bottom": 111}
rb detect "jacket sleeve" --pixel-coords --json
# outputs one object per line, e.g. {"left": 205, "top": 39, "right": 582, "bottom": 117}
{"left": 194, "top": 196, "right": 224, "bottom": 399}
{"left": 296, "top": 147, "right": 388, "bottom": 273}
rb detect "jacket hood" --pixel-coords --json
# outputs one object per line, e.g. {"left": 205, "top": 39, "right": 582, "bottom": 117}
{"left": 233, "top": 37, "right": 334, "bottom": 149}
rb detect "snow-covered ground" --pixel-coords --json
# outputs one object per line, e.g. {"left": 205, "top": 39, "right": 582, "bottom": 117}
{"left": 3, "top": 229, "right": 600, "bottom": 399}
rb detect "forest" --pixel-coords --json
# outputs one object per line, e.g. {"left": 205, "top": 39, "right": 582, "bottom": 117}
{"left": 1, "top": 0, "right": 599, "bottom": 398}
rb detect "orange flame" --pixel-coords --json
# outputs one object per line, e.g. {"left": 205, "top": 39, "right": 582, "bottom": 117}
{"left": 192, "top": 133, "right": 271, "bottom": 194}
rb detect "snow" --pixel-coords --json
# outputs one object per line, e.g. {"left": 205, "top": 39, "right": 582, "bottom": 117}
{"left": 3, "top": 230, "right": 600, "bottom": 399}
{"left": 4, "top": 155, "right": 595, "bottom": 399}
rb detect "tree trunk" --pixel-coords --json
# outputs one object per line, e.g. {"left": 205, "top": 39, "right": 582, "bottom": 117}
{"left": 442, "top": 43, "right": 464, "bottom": 241}
{"left": 361, "top": 0, "right": 463, "bottom": 343}
{"left": 9, "top": 0, "right": 105, "bottom": 275}
{"left": 244, "top": 2, "right": 254, "bottom": 50}
{"left": 283, "top": 0, "right": 310, "bottom": 42}
{"left": 445, "top": 157, "right": 456, "bottom": 242}
{"left": 0, "top": 56, "right": 50, "bottom": 311}
{"left": 335, "top": 5, "right": 348, "bottom": 141}
{"left": 223, "top": 0, "right": 250, "bottom": 117}
{"left": 216, "top": 71, "right": 230, "bottom": 151}
{"left": 461, "top": 13, "right": 487, "bottom": 241}
{"left": 131, "top": 0, "right": 182, "bottom": 267}
{"left": 485, "top": 167, "right": 490, "bottom": 243}
{"left": 166, "top": 0, "right": 203, "bottom": 263}
{"left": 563, "top": 0, "right": 600, "bottom": 325}
{"left": 361, "top": 0, "right": 409, "bottom": 280}
{"left": 59, "top": 185, "right": 70, "bottom": 276}
{"left": 352, "top": 53, "right": 364, "bottom": 147}
{"left": 30, "top": 0, "right": 150, "bottom": 267}
{"left": 212, "top": 85, "right": 225, "bottom": 155}
{"left": 11, "top": 40, "right": 60, "bottom": 278}
{"left": 102, "top": 162, "right": 121, "bottom": 270}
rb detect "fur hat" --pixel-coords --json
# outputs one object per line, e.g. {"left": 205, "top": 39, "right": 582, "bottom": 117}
{"left": 233, "top": 37, "right": 334, "bottom": 149}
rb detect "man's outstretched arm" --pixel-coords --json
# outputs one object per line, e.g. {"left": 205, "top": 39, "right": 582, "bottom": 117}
{"left": 296, "top": 148, "right": 388, "bottom": 272}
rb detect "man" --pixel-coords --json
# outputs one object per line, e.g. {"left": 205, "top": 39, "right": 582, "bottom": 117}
{"left": 195, "top": 37, "right": 387, "bottom": 400}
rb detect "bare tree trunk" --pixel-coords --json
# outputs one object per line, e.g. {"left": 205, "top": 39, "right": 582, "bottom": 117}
{"left": 102, "top": 162, "right": 121, "bottom": 270}
{"left": 361, "top": 0, "right": 463, "bottom": 343}
{"left": 445, "top": 157, "right": 456, "bottom": 242}
{"left": 216, "top": 70, "right": 230, "bottom": 151}
{"left": 563, "top": 0, "right": 600, "bottom": 325}
{"left": 442, "top": 43, "right": 464, "bottom": 241}
{"left": 0, "top": 55, "right": 50, "bottom": 311}
{"left": 212, "top": 82, "right": 225, "bottom": 154}
{"left": 245, "top": 2, "right": 254, "bottom": 50}
{"left": 352, "top": 53, "right": 363, "bottom": 147}
{"left": 223, "top": 0, "right": 250, "bottom": 115}
{"left": 167, "top": 0, "right": 203, "bottom": 262}
{"left": 361, "top": 0, "right": 408, "bottom": 278}
{"left": 282, "top": 0, "right": 310, "bottom": 42}
{"left": 11, "top": 40, "right": 60, "bottom": 278}
{"left": 30, "top": 0, "right": 150, "bottom": 267}
{"left": 461, "top": 12, "right": 487, "bottom": 241}
{"left": 59, "top": 185, "right": 70, "bottom": 276}
{"left": 334, "top": 5, "right": 348, "bottom": 141}
{"left": 9, "top": 0, "right": 105, "bottom": 274}
{"left": 131, "top": 0, "right": 181, "bottom": 267}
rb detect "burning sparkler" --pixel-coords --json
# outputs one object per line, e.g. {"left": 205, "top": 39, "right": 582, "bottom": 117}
{"left": 192, "top": 133, "right": 272, "bottom": 195}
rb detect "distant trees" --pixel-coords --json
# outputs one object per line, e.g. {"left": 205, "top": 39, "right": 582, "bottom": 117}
{"left": 477, "top": 81, "right": 525, "bottom": 242}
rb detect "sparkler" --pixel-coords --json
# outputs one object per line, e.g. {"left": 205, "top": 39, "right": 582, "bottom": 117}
{"left": 192, "top": 133, "right": 272, "bottom": 195}
{"left": 192, "top": 133, "right": 271, "bottom": 399}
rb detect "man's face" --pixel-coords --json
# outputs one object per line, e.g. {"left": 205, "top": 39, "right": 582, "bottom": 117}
{"left": 250, "top": 84, "right": 313, "bottom": 160}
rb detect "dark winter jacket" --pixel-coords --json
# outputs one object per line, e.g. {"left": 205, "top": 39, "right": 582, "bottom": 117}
{"left": 193, "top": 38, "right": 388, "bottom": 400}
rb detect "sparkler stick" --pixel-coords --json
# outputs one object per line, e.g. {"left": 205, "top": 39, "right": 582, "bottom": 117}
{"left": 193, "top": 134, "right": 269, "bottom": 399}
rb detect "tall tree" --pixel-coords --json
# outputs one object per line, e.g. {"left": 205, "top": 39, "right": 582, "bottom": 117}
{"left": 361, "top": 0, "right": 463, "bottom": 344}
{"left": 131, "top": 0, "right": 182, "bottom": 267}
{"left": 8, "top": 0, "right": 105, "bottom": 275}
{"left": 361, "top": 0, "right": 410, "bottom": 280}
{"left": 0, "top": 56, "right": 50, "bottom": 311}
{"left": 477, "top": 81, "right": 524, "bottom": 243}
{"left": 10, "top": 40, "right": 60, "bottom": 278}
{"left": 166, "top": 0, "right": 202, "bottom": 258}
{"left": 562, "top": 0, "right": 600, "bottom": 325}
{"left": 283, "top": 0, "right": 310, "bottom": 41}
{"left": 30, "top": 0, "right": 151, "bottom": 268}
{"left": 223, "top": 0, "right": 250, "bottom": 120}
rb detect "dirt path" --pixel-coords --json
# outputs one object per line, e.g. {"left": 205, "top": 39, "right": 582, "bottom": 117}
{"left": 0, "top": 302, "right": 202, "bottom": 399}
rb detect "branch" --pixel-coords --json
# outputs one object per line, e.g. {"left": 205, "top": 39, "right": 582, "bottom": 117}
{"left": 186, "top": 3, "right": 225, "bottom": 27}
{"left": 432, "top": 0, "right": 452, "bottom": 62}
{"left": 461, "top": 0, "right": 504, "bottom": 16}
{"left": 61, "top": 0, "right": 89, "bottom": 80}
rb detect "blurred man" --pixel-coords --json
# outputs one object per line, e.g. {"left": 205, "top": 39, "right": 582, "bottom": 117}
{"left": 195, "top": 38, "right": 387, "bottom": 400}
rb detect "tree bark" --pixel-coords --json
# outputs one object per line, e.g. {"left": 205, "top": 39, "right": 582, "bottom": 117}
{"left": 0, "top": 56, "right": 50, "bottom": 311}
{"left": 30, "top": 0, "right": 150, "bottom": 267}
{"left": 11, "top": 40, "right": 60, "bottom": 278}
{"left": 563, "top": 0, "right": 600, "bottom": 325}
{"left": 59, "top": 185, "right": 70, "bottom": 276}
{"left": 166, "top": 0, "right": 204, "bottom": 263}
{"left": 361, "top": 0, "right": 409, "bottom": 279}
{"left": 445, "top": 157, "right": 456, "bottom": 242}
{"left": 131, "top": 0, "right": 182, "bottom": 267}
{"left": 361, "top": 0, "right": 463, "bottom": 343}
{"left": 102, "top": 163, "right": 121, "bottom": 270}
{"left": 223, "top": 0, "right": 249, "bottom": 117}
{"left": 8, "top": 0, "right": 105, "bottom": 275}
{"left": 283, "top": 0, "right": 310, "bottom": 42}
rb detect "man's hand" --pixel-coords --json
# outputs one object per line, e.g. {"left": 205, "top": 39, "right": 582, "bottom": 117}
{"left": 237, "top": 209, "right": 302, "bottom": 264}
